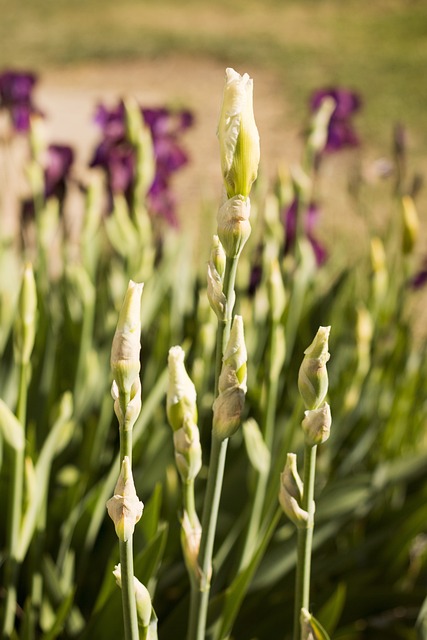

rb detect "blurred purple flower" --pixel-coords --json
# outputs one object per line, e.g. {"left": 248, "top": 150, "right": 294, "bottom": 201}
{"left": 310, "top": 87, "right": 361, "bottom": 152}
{"left": 0, "top": 70, "right": 41, "bottom": 133}
{"left": 91, "top": 101, "right": 193, "bottom": 226}
{"left": 45, "top": 144, "right": 74, "bottom": 199}
{"left": 282, "top": 199, "right": 327, "bottom": 266}
{"left": 409, "top": 258, "right": 427, "bottom": 289}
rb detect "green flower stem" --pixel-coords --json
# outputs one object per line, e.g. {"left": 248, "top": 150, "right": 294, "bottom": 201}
{"left": 188, "top": 254, "right": 239, "bottom": 640}
{"left": 2, "top": 362, "right": 29, "bottom": 638}
{"left": 183, "top": 479, "right": 197, "bottom": 527}
{"left": 118, "top": 390, "right": 139, "bottom": 640}
{"left": 188, "top": 434, "right": 228, "bottom": 640}
{"left": 240, "top": 320, "right": 280, "bottom": 569}
{"left": 293, "top": 443, "right": 317, "bottom": 640}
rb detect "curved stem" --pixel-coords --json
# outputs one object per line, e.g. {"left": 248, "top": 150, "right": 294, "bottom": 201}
{"left": 293, "top": 444, "right": 317, "bottom": 640}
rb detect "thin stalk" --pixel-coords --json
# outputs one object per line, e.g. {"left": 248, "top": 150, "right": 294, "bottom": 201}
{"left": 293, "top": 444, "right": 317, "bottom": 640}
{"left": 188, "top": 255, "right": 239, "bottom": 640}
{"left": 239, "top": 320, "right": 280, "bottom": 569}
{"left": 118, "top": 390, "right": 139, "bottom": 640}
{"left": 2, "top": 362, "right": 29, "bottom": 638}
{"left": 183, "top": 480, "right": 197, "bottom": 527}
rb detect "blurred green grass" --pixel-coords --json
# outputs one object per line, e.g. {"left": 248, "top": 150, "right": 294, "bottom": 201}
{"left": 0, "top": 0, "right": 426, "bottom": 159}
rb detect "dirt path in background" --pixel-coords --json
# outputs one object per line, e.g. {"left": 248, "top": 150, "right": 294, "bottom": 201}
{"left": 35, "top": 55, "right": 300, "bottom": 238}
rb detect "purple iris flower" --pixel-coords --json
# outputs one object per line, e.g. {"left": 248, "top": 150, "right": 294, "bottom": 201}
{"left": 409, "top": 258, "right": 427, "bottom": 289}
{"left": 0, "top": 70, "right": 41, "bottom": 133}
{"left": 310, "top": 87, "right": 361, "bottom": 152}
{"left": 282, "top": 199, "right": 327, "bottom": 266}
{"left": 44, "top": 144, "right": 74, "bottom": 200}
{"left": 91, "top": 101, "right": 193, "bottom": 226}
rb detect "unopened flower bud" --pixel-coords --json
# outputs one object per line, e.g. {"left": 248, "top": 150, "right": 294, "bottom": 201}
{"left": 113, "top": 564, "right": 152, "bottom": 629}
{"left": 279, "top": 453, "right": 309, "bottom": 527}
{"left": 217, "top": 195, "right": 251, "bottom": 259}
{"left": 181, "top": 511, "right": 203, "bottom": 585}
{"left": 167, "top": 346, "right": 198, "bottom": 431}
{"left": 213, "top": 315, "right": 247, "bottom": 440}
{"left": 298, "top": 326, "right": 331, "bottom": 410}
{"left": 218, "top": 67, "right": 260, "bottom": 199}
{"left": 173, "top": 415, "right": 202, "bottom": 482}
{"left": 14, "top": 263, "right": 37, "bottom": 366}
{"left": 267, "top": 258, "right": 287, "bottom": 322}
{"left": 302, "top": 403, "right": 332, "bottom": 446}
{"left": 111, "top": 377, "right": 142, "bottom": 431}
{"left": 106, "top": 456, "right": 144, "bottom": 541}
{"left": 307, "top": 96, "right": 336, "bottom": 158}
{"left": 210, "top": 235, "right": 226, "bottom": 280}
{"left": 401, "top": 194, "right": 419, "bottom": 254}
{"left": 207, "top": 261, "right": 227, "bottom": 321}
{"left": 110, "top": 280, "right": 143, "bottom": 395}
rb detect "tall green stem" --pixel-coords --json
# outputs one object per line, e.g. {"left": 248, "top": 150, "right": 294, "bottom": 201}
{"left": 2, "top": 362, "right": 29, "bottom": 638}
{"left": 118, "top": 390, "right": 139, "bottom": 640}
{"left": 293, "top": 444, "right": 317, "bottom": 640}
{"left": 188, "top": 255, "right": 239, "bottom": 640}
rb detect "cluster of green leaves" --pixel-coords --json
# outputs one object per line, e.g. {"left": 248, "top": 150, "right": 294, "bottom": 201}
{"left": 1, "top": 94, "right": 427, "bottom": 640}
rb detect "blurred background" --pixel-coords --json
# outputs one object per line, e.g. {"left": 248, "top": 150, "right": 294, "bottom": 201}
{"left": 1, "top": 0, "right": 426, "bottom": 247}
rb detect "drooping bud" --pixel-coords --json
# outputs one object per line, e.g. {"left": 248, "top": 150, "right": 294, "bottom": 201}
{"left": 213, "top": 315, "right": 247, "bottom": 440}
{"left": 279, "top": 453, "right": 309, "bottom": 528}
{"left": 301, "top": 403, "right": 332, "bottom": 446}
{"left": 106, "top": 456, "right": 144, "bottom": 541}
{"left": 111, "top": 377, "right": 142, "bottom": 431}
{"left": 173, "top": 415, "right": 202, "bottom": 482}
{"left": 14, "top": 263, "right": 37, "bottom": 366}
{"left": 181, "top": 510, "right": 203, "bottom": 585}
{"left": 401, "top": 194, "right": 419, "bottom": 254}
{"left": 207, "top": 261, "right": 227, "bottom": 321}
{"left": 218, "top": 67, "right": 260, "bottom": 199}
{"left": 113, "top": 564, "right": 152, "bottom": 629}
{"left": 166, "top": 346, "right": 198, "bottom": 432}
{"left": 298, "top": 326, "right": 331, "bottom": 410}
{"left": 217, "top": 194, "right": 251, "bottom": 259}
{"left": 110, "top": 280, "right": 144, "bottom": 395}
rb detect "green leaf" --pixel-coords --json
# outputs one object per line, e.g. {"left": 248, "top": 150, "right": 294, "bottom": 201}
{"left": 212, "top": 509, "right": 281, "bottom": 640}
{"left": 41, "top": 590, "right": 75, "bottom": 640}
{"left": 140, "top": 482, "right": 163, "bottom": 542}
{"left": 0, "top": 398, "right": 25, "bottom": 451}
{"left": 416, "top": 595, "right": 427, "bottom": 640}
{"left": 316, "top": 582, "right": 346, "bottom": 635}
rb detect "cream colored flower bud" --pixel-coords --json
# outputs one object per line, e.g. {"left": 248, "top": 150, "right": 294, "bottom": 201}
{"left": 112, "top": 377, "right": 142, "bottom": 431}
{"left": 213, "top": 315, "right": 247, "bottom": 440}
{"left": 267, "top": 258, "right": 287, "bottom": 322}
{"left": 110, "top": 280, "right": 144, "bottom": 395}
{"left": 106, "top": 456, "right": 144, "bottom": 541}
{"left": 217, "top": 194, "right": 251, "bottom": 259}
{"left": 113, "top": 564, "right": 152, "bottom": 629}
{"left": 173, "top": 415, "right": 202, "bottom": 482}
{"left": 301, "top": 402, "right": 332, "bottom": 446}
{"left": 14, "top": 263, "right": 37, "bottom": 366}
{"left": 279, "top": 453, "right": 309, "bottom": 527}
{"left": 401, "top": 194, "right": 419, "bottom": 254}
{"left": 181, "top": 511, "right": 203, "bottom": 585}
{"left": 307, "top": 96, "right": 336, "bottom": 157}
{"left": 207, "top": 261, "right": 227, "bottom": 321}
{"left": 167, "top": 346, "right": 198, "bottom": 431}
{"left": 298, "top": 326, "right": 331, "bottom": 410}
{"left": 218, "top": 67, "right": 260, "bottom": 199}
{"left": 210, "top": 234, "right": 226, "bottom": 280}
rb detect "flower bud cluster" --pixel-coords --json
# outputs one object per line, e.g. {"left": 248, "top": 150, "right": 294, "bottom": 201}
{"left": 167, "top": 346, "right": 202, "bottom": 483}
{"left": 213, "top": 315, "right": 247, "bottom": 440}
{"left": 297, "top": 326, "right": 332, "bottom": 446}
